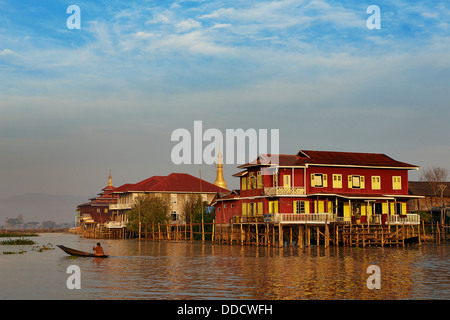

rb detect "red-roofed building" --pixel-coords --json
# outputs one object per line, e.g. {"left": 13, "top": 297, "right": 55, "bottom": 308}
{"left": 109, "top": 173, "right": 229, "bottom": 225}
{"left": 213, "top": 149, "right": 421, "bottom": 225}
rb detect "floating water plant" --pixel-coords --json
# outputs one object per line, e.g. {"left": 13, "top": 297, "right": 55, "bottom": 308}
{"left": 0, "top": 238, "right": 36, "bottom": 245}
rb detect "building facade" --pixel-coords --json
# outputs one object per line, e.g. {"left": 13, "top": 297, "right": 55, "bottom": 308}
{"left": 109, "top": 173, "right": 229, "bottom": 226}
{"left": 77, "top": 172, "right": 118, "bottom": 226}
{"left": 213, "top": 149, "right": 421, "bottom": 225}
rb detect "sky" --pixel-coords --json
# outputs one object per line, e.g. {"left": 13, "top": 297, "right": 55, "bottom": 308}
{"left": 1, "top": 0, "right": 450, "bottom": 199}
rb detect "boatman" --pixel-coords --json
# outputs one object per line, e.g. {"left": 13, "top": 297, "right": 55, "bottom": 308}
{"left": 93, "top": 242, "right": 105, "bottom": 256}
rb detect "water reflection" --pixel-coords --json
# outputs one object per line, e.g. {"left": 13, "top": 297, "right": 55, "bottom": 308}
{"left": 1, "top": 233, "right": 449, "bottom": 300}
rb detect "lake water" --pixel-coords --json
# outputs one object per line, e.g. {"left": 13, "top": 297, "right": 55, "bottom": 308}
{"left": 0, "top": 233, "right": 449, "bottom": 300}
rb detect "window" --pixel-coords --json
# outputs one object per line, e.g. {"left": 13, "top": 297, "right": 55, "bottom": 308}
{"left": 268, "top": 201, "right": 278, "bottom": 214}
{"left": 311, "top": 173, "right": 327, "bottom": 188}
{"left": 392, "top": 176, "right": 402, "bottom": 190}
{"left": 224, "top": 204, "right": 227, "bottom": 208}
{"left": 171, "top": 211, "right": 178, "bottom": 221}
{"left": 293, "top": 200, "right": 306, "bottom": 214}
{"left": 249, "top": 172, "right": 256, "bottom": 189}
{"left": 258, "top": 202, "right": 263, "bottom": 215}
{"left": 332, "top": 174, "right": 342, "bottom": 188}
{"left": 231, "top": 203, "right": 234, "bottom": 208}
{"left": 348, "top": 175, "right": 365, "bottom": 189}
{"left": 257, "top": 171, "right": 262, "bottom": 189}
{"left": 372, "top": 176, "right": 381, "bottom": 190}
{"left": 104, "top": 208, "right": 108, "bottom": 213}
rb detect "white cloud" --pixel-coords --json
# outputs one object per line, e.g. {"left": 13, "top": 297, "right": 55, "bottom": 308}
{"left": 0, "top": 48, "right": 16, "bottom": 56}
{"left": 175, "top": 19, "right": 202, "bottom": 33}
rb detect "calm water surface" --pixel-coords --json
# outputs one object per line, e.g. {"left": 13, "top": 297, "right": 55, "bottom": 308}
{"left": 0, "top": 233, "right": 448, "bottom": 300}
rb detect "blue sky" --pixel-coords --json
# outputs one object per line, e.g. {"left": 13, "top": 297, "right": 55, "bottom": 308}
{"left": 1, "top": 0, "right": 450, "bottom": 198}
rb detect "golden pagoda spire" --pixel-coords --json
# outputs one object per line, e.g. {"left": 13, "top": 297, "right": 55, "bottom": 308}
{"left": 108, "top": 169, "right": 112, "bottom": 187}
{"left": 214, "top": 147, "right": 227, "bottom": 189}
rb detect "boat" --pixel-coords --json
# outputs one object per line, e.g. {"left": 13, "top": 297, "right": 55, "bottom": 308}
{"left": 57, "top": 245, "right": 108, "bottom": 258}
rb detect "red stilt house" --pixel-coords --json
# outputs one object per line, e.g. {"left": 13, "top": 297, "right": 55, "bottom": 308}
{"left": 213, "top": 149, "right": 421, "bottom": 226}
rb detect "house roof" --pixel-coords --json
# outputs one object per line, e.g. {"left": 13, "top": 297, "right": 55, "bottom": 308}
{"left": 409, "top": 181, "right": 450, "bottom": 197}
{"left": 114, "top": 173, "right": 229, "bottom": 194}
{"left": 298, "top": 150, "right": 418, "bottom": 168}
{"left": 237, "top": 150, "right": 418, "bottom": 169}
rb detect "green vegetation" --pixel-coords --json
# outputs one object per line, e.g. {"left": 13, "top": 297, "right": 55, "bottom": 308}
{"left": 0, "top": 233, "right": 39, "bottom": 238}
{"left": 127, "top": 194, "right": 171, "bottom": 233}
{"left": 2, "top": 250, "right": 26, "bottom": 255}
{"left": 0, "top": 238, "right": 36, "bottom": 245}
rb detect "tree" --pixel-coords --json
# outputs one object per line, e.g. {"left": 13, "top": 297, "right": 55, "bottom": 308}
{"left": 181, "top": 194, "right": 214, "bottom": 224}
{"left": 127, "top": 194, "right": 171, "bottom": 233}
{"left": 420, "top": 166, "right": 448, "bottom": 210}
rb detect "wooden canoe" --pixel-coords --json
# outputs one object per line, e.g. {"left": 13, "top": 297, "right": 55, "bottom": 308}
{"left": 57, "top": 245, "right": 108, "bottom": 258}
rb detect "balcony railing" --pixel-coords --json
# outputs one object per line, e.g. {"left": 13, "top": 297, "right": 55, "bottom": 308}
{"left": 105, "top": 221, "right": 127, "bottom": 229}
{"left": 277, "top": 213, "right": 335, "bottom": 224}
{"left": 262, "top": 213, "right": 420, "bottom": 225}
{"left": 109, "top": 203, "right": 132, "bottom": 210}
{"left": 264, "top": 186, "right": 306, "bottom": 196}
{"left": 387, "top": 214, "right": 420, "bottom": 225}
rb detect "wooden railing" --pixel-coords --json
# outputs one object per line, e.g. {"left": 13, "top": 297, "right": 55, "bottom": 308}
{"left": 264, "top": 186, "right": 306, "bottom": 196}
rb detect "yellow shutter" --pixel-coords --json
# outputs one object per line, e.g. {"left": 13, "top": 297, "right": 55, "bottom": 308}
{"left": 402, "top": 203, "right": 407, "bottom": 215}
{"left": 310, "top": 174, "right": 315, "bottom": 187}
{"left": 304, "top": 201, "right": 310, "bottom": 214}
{"left": 323, "top": 174, "right": 328, "bottom": 187}
{"left": 268, "top": 201, "right": 273, "bottom": 214}
{"left": 393, "top": 176, "right": 401, "bottom": 190}
{"left": 361, "top": 203, "right": 367, "bottom": 216}
{"left": 382, "top": 203, "right": 388, "bottom": 214}
{"left": 242, "top": 203, "right": 247, "bottom": 216}
{"left": 293, "top": 201, "right": 297, "bottom": 214}
{"left": 284, "top": 175, "right": 291, "bottom": 187}
{"left": 242, "top": 177, "right": 247, "bottom": 190}
{"left": 328, "top": 201, "right": 333, "bottom": 213}
{"left": 390, "top": 203, "right": 395, "bottom": 215}
{"left": 258, "top": 202, "right": 263, "bottom": 215}
{"left": 343, "top": 202, "right": 350, "bottom": 219}
{"left": 360, "top": 176, "right": 365, "bottom": 189}
{"left": 318, "top": 201, "right": 324, "bottom": 213}
{"left": 348, "top": 175, "right": 353, "bottom": 188}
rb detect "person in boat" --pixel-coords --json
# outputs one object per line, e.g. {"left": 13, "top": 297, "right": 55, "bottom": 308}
{"left": 93, "top": 243, "right": 105, "bottom": 256}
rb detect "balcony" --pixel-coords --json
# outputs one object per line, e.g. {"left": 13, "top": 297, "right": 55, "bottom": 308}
{"left": 105, "top": 221, "right": 127, "bottom": 229}
{"left": 262, "top": 213, "right": 420, "bottom": 225}
{"left": 387, "top": 214, "right": 420, "bottom": 225}
{"left": 277, "top": 213, "right": 335, "bottom": 224}
{"left": 109, "top": 203, "right": 132, "bottom": 210}
{"left": 264, "top": 186, "right": 306, "bottom": 196}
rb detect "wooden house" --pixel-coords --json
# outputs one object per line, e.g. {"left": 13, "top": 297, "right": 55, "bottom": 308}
{"left": 109, "top": 173, "right": 229, "bottom": 226}
{"left": 213, "top": 149, "right": 421, "bottom": 226}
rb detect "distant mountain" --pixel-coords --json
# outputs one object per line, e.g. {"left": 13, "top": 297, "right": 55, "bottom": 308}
{"left": 0, "top": 193, "right": 89, "bottom": 224}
